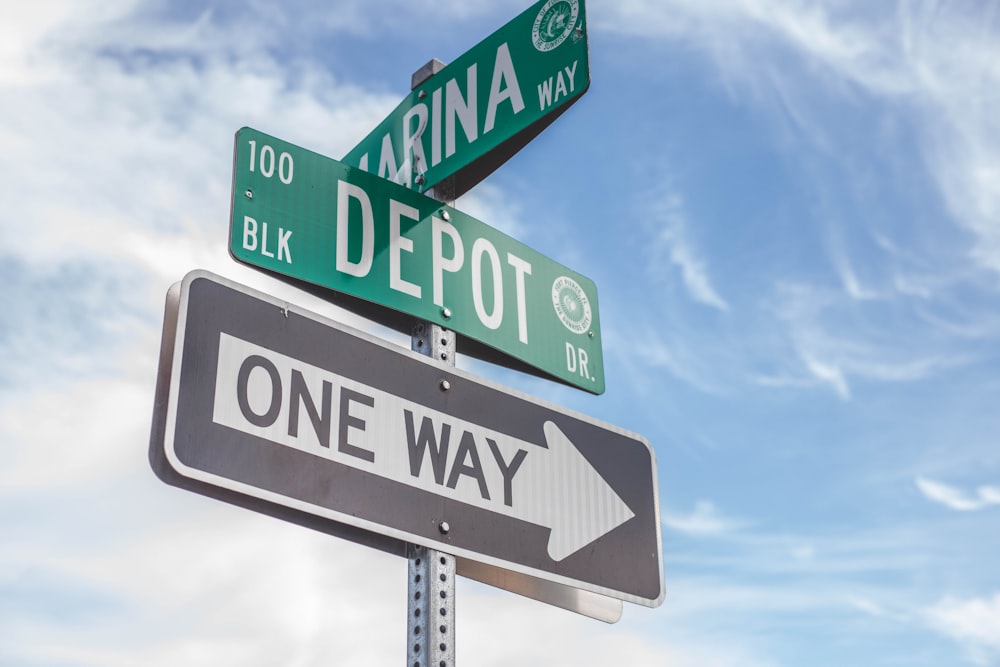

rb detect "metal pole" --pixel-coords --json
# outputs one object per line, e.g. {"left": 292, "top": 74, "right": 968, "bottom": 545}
{"left": 408, "top": 316, "right": 456, "bottom": 667}
{"left": 406, "top": 544, "right": 456, "bottom": 667}
{"left": 408, "top": 58, "right": 456, "bottom": 667}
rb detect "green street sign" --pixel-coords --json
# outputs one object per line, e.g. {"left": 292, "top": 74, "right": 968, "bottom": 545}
{"left": 342, "top": 0, "right": 590, "bottom": 199}
{"left": 230, "top": 127, "right": 605, "bottom": 394}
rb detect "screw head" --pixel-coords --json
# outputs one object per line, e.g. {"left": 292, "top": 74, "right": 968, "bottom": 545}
{"left": 244, "top": 189, "right": 253, "bottom": 200}
{"left": 440, "top": 379, "right": 451, "bottom": 391}
{"left": 441, "top": 307, "right": 452, "bottom": 319}
{"left": 439, "top": 522, "right": 450, "bottom": 535}
{"left": 418, "top": 89, "right": 427, "bottom": 100}
{"left": 441, "top": 210, "right": 451, "bottom": 222}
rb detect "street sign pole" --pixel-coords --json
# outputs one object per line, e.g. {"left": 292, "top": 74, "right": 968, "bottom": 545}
{"left": 407, "top": 58, "right": 457, "bottom": 667}
{"left": 408, "top": 319, "right": 457, "bottom": 667}
{"left": 403, "top": 61, "right": 625, "bottom": 632}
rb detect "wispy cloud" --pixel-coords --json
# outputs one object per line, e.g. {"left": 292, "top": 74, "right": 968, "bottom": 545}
{"left": 800, "top": 353, "right": 851, "bottom": 399}
{"left": 600, "top": 1, "right": 997, "bottom": 409}
{"left": 924, "top": 593, "right": 1000, "bottom": 666}
{"left": 768, "top": 280, "right": 973, "bottom": 400}
{"left": 607, "top": 182, "right": 735, "bottom": 394}
{"left": 658, "top": 517, "right": 965, "bottom": 656}
{"left": 848, "top": 596, "right": 896, "bottom": 620}
{"left": 663, "top": 501, "right": 745, "bottom": 536}
{"left": 915, "top": 477, "right": 1000, "bottom": 512}
{"left": 602, "top": 0, "right": 1000, "bottom": 278}
{"left": 644, "top": 189, "right": 729, "bottom": 312}
{"left": 621, "top": 332, "right": 727, "bottom": 396}
{"left": 899, "top": 4, "right": 1000, "bottom": 277}
{"left": 828, "top": 229, "right": 881, "bottom": 302}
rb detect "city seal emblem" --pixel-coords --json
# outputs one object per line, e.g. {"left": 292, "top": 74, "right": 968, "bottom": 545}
{"left": 532, "top": 0, "right": 580, "bottom": 52}
{"left": 551, "top": 276, "right": 592, "bottom": 335}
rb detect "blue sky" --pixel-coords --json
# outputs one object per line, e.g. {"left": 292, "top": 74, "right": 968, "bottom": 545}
{"left": 2, "top": 0, "right": 999, "bottom": 665}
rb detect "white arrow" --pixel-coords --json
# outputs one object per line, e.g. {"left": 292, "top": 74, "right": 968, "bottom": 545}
{"left": 211, "top": 333, "right": 634, "bottom": 560}
{"left": 530, "top": 421, "right": 635, "bottom": 561}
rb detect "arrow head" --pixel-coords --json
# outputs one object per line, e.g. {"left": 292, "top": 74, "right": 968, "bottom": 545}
{"left": 541, "top": 421, "right": 635, "bottom": 561}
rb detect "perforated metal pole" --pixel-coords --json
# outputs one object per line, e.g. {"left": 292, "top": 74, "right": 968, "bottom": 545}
{"left": 408, "top": 58, "right": 456, "bottom": 667}
{"left": 406, "top": 521, "right": 456, "bottom": 667}
{"left": 407, "top": 315, "right": 456, "bottom": 667}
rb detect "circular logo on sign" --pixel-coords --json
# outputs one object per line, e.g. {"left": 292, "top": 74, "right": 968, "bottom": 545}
{"left": 532, "top": 0, "right": 579, "bottom": 52}
{"left": 551, "top": 276, "right": 592, "bottom": 335}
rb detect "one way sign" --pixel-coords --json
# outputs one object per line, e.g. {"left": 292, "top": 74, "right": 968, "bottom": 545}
{"left": 150, "top": 271, "right": 663, "bottom": 606}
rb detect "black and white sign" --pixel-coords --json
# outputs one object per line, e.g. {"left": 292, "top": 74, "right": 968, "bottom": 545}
{"left": 150, "top": 271, "right": 663, "bottom": 606}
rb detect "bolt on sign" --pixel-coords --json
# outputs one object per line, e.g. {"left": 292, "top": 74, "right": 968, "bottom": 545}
{"left": 150, "top": 271, "right": 663, "bottom": 607}
{"left": 230, "top": 126, "right": 605, "bottom": 394}
{"left": 342, "top": 0, "right": 590, "bottom": 199}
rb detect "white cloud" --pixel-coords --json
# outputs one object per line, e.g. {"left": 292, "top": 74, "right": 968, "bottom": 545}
{"left": 644, "top": 188, "right": 729, "bottom": 312}
{"left": 924, "top": 593, "right": 1000, "bottom": 666}
{"left": 0, "top": 0, "right": 141, "bottom": 84}
{"left": 456, "top": 181, "right": 528, "bottom": 240}
{"left": 3, "top": 500, "right": 406, "bottom": 666}
{"left": 663, "top": 501, "right": 744, "bottom": 536}
{"left": 0, "top": 374, "right": 155, "bottom": 491}
{"left": 0, "top": 0, "right": 412, "bottom": 390}
{"left": 615, "top": 329, "right": 728, "bottom": 396}
{"left": 848, "top": 595, "right": 889, "bottom": 618}
{"left": 801, "top": 353, "right": 852, "bottom": 400}
{"left": 0, "top": 2, "right": 400, "bottom": 271}
{"left": 915, "top": 477, "right": 1000, "bottom": 512}
{"left": 898, "top": 5, "right": 1000, "bottom": 276}
{"left": 769, "top": 282, "right": 967, "bottom": 400}
{"left": 828, "top": 230, "right": 882, "bottom": 302}
{"left": 602, "top": 0, "right": 1000, "bottom": 277}
{"left": 598, "top": 1, "right": 998, "bottom": 410}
